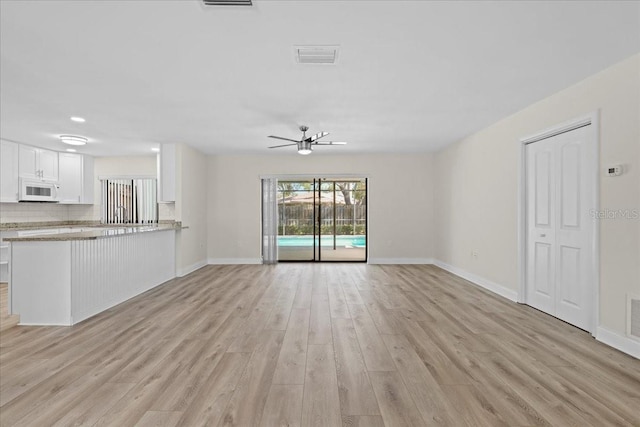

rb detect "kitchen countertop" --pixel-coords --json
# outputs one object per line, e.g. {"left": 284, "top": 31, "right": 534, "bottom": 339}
{"left": 3, "top": 223, "right": 181, "bottom": 242}
{"left": 0, "top": 220, "right": 101, "bottom": 231}
{"left": 0, "top": 220, "right": 180, "bottom": 231}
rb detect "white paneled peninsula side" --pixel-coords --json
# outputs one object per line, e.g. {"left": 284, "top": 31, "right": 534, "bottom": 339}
{"left": 5, "top": 225, "right": 176, "bottom": 325}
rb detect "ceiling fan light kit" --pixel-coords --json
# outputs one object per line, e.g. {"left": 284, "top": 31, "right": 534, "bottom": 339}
{"left": 268, "top": 125, "right": 347, "bottom": 155}
{"left": 297, "top": 141, "right": 313, "bottom": 155}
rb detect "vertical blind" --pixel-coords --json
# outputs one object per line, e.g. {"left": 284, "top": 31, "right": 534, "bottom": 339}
{"left": 261, "top": 178, "right": 278, "bottom": 264}
{"left": 101, "top": 178, "right": 158, "bottom": 224}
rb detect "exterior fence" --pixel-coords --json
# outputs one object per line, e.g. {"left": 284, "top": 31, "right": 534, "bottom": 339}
{"left": 278, "top": 204, "right": 366, "bottom": 235}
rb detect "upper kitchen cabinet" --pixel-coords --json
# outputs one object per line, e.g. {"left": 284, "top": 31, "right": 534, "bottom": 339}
{"left": 158, "top": 143, "right": 176, "bottom": 202}
{"left": 58, "top": 152, "right": 94, "bottom": 204}
{"left": 0, "top": 140, "right": 20, "bottom": 202}
{"left": 19, "top": 145, "right": 59, "bottom": 181}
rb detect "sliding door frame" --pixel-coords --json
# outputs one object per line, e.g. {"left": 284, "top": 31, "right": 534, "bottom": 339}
{"left": 261, "top": 174, "right": 369, "bottom": 263}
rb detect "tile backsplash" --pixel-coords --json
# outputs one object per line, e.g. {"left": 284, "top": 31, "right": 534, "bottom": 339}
{"left": 1, "top": 202, "right": 172, "bottom": 224}
{"left": 0, "top": 203, "right": 99, "bottom": 224}
{"left": 69, "top": 204, "right": 101, "bottom": 222}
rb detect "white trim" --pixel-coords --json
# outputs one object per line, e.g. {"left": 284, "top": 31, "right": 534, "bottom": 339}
{"left": 520, "top": 117, "right": 593, "bottom": 145}
{"left": 19, "top": 322, "right": 71, "bottom": 326}
{"left": 97, "top": 175, "right": 156, "bottom": 180}
{"left": 517, "top": 111, "right": 600, "bottom": 335}
{"left": 207, "top": 258, "right": 262, "bottom": 265}
{"left": 596, "top": 326, "right": 640, "bottom": 359}
{"left": 517, "top": 132, "right": 527, "bottom": 304}
{"left": 177, "top": 260, "right": 207, "bottom": 277}
{"left": 591, "top": 113, "right": 601, "bottom": 334}
{"left": 627, "top": 294, "right": 640, "bottom": 341}
{"left": 368, "top": 258, "right": 433, "bottom": 265}
{"left": 434, "top": 259, "right": 518, "bottom": 302}
{"left": 259, "top": 173, "right": 371, "bottom": 180}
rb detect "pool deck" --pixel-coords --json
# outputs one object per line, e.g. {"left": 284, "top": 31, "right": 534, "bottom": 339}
{"left": 278, "top": 246, "right": 366, "bottom": 261}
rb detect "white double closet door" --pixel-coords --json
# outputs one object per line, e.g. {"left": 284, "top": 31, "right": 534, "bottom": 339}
{"left": 525, "top": 124, "right": 595, "bottom": 332}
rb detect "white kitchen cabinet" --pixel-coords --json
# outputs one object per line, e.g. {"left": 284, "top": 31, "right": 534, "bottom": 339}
{"left": 58, "top": 153, "right": 81, "bottom": 203}
{"left": 58, "top": 153, "right": 94, "bottom": 204}
{"left": 18, "top": 145, "right": 38, "bottom": 179}
{"left": 39, "top": 149, "right": 58, "bottom": 181}
{"left": 158, "top": 143, "right": 176, "bottom": 202}
{"left": 82, "top": 155, "right": 95, "bottom": 203}
{"left": 19, "top": 145, "right": 59, "bottom": 182}
{"left": 0, "top": 140, "right": 20, "bottom": 202}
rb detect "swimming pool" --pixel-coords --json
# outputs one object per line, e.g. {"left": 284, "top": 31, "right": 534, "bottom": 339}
{"left": 278, "top": 235, "right": 366, "bottom": 248}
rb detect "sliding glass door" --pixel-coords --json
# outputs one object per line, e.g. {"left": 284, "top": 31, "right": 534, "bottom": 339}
{"left": 277, "top": 181, "right": 315, "bottom": 261}
{"left": 277, "top": 178, "right": 367, "bottom": 262}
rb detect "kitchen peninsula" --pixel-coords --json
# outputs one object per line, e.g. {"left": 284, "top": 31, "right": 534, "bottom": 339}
{"left": 4, "top": 224, "right": 177, "bottom": 325}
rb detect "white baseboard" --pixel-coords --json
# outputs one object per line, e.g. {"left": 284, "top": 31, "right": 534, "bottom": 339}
{"left": 432, "top": 260, "right": 638, "bottom": 359}
{"left": 368, "top": 258, "right": 434, "bottom": 265}
{"left": 177, "top": 260, "right": 208, "bottom": 277}
{"left": 207, "top": 258, "right": 262, "bottom": 265}
{"left": 19, "top": 322, "right": 70, "bottom": 326}
{"left": 433, "top": 259, "right": 518, "bottom": 302}
{"left": 596, "top": 326, "right": 640, "bottom": 359}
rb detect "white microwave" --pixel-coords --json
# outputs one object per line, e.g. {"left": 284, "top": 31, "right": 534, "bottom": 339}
{"left": 19, "top": 179, "right": 59, "bottom": 202}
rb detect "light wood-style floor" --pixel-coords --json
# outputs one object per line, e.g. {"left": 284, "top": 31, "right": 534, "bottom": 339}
{"left": 1, "top": 264, "right": 639, "bottom": 426}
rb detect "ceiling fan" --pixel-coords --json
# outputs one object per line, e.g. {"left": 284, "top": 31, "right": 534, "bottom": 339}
{"left": 268, "top": 125, "right": 347, "bottom": 155}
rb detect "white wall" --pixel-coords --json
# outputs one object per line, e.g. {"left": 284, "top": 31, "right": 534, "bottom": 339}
{"left": 94, "top": 155, "right": 157, "bottom": 179}
{"left": 433, "top": 54, "right": 640, "bottom": 347}
{"left": 74, "top": 155, "right": 158, "bottom": 221}
{"left": 174, "top": 144, "right": 208, "bottom": 275}
{"left": 82, "top": 155, "right": 157, "bottom": 221}
{"left": 207, "top": 153, "right": 434, "bottom": 263}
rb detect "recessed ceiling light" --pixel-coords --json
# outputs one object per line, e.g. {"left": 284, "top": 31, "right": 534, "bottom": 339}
{"left": 70, "top": 116, "right": 86, "bottom": 123}
{"left": 59, "top": 135, "right": 88, "bottom": 145}
{"left": 66, "top": 148, "right": 77, "bottom": 152}
{"left": 151, "top": 147, "right": 160, "bottom": 152}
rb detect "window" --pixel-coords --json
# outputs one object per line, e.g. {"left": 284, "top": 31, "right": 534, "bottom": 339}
{"left": 101, "top": 178, "right": 158, "bottom": 224}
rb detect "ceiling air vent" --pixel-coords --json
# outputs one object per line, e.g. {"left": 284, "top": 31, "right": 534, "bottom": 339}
{"left": 295, "top": 45, "right": 339, "bottom": 65}
{"left": 202, "top": 0, "right": 252, "bottom": 5}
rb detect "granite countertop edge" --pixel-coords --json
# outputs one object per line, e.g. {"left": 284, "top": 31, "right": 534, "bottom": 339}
{"left": 0, "top": 220, "right": 180, "bottom": 231}
{"left": 2, "top": 222, "right": 182, "bottom": 242}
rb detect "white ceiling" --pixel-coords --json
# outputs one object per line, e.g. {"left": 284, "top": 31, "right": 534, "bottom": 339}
{"left": 1, "top": 0, "right": 639, "bottom": 157}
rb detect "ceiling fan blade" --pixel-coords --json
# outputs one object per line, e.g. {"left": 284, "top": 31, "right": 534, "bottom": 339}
{"left": 308, "top": 131, "right": 330, "bottom": 142}
{"left": 268, "top": 143, "right": 298, "bottom": 148}
{"left": 268, "top": 135, "right": 300, "bottom": 143}
{"left": 314, "top": 141, "right": 347, "bottom": 145}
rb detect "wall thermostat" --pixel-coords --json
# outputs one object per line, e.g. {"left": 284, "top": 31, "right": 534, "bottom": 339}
{"left": 607, "top": 165, "right": 622, "bottom": 176}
